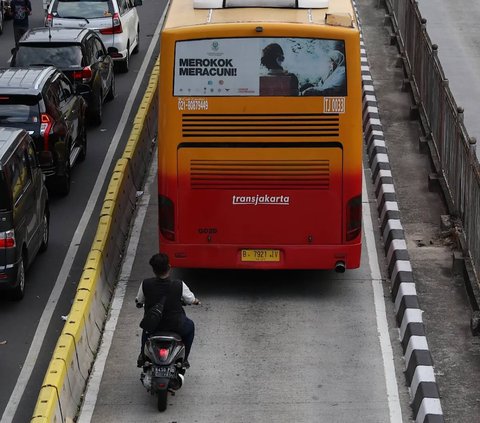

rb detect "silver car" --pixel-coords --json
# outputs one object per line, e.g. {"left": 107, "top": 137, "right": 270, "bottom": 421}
{"left": 46, "top": 0, "right": 142, "bottom": 73}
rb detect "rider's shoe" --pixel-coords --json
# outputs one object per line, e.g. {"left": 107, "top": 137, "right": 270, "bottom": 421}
{"left": 183, "top": 359, "right": 190, "bottom": 369}
{"left": 137, "top": 353, "right": 145, "bottom": 368}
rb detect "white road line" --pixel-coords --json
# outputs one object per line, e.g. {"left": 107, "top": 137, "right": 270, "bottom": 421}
{"left": 77, "top": 153, "right": 157, "bottom": 423}
{"left": 0, "top": 18, "right": 162, "bottom": 423}
{"left": 362, "top": 172, "right": 403, "bottom": 422}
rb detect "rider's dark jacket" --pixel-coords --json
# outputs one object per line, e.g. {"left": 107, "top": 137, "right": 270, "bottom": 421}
{"left": 142, "top": 277, "right": 184, "bottom": 332}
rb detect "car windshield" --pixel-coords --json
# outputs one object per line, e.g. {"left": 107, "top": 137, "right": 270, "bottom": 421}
{"left": 15, "top": 45, "right": 83, "bottom": 68}
{"left": 51, "top": 0, "right": 114, "bottom": 19}
{"left": 0, "top": 96, "right": 39, "bottom": 125}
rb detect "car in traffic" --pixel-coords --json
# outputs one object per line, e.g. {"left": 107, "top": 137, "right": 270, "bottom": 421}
{"left": 11, "top": 27, "right": 115, "bottom": 125}
{"left": 0, "top": 127, "right": 49, "bottom": 300}
{"left": 0, "top": 66, "right": 87, "bottom": 195}
{"left": 46, "top": 0, "right": 142, "bottom": 73}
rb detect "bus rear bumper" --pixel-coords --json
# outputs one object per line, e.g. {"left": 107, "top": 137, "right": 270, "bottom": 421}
{"left": 162, "top": 243, "right": 361, "bottom": 270}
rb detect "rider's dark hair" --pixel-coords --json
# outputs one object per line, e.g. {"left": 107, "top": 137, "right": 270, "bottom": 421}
{"left": 149, "top": 253, "right": 170, "bottom": 275}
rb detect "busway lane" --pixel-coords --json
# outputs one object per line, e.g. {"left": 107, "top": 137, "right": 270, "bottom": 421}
{"left": 0, "top": 1, "right": 166, "bottom": 422}
{"left": 76, "top": 158, "right": 413, "bottom": 423}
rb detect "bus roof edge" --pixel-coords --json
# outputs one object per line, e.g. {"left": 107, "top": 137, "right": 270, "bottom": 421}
{"left": 193, "top": 0, "right": 329, "bottom": 9}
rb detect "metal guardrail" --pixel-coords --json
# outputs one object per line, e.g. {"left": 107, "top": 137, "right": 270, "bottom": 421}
{"left": 384, "top": 0, "right": 480, "bottom": 312}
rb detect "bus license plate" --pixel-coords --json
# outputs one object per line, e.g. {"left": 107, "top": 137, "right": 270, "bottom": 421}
{"left": 153, "top": 367, "right": 174, "bottom": 378}
{"left": 241, "top": 249, "right": 280, "bottom": 262}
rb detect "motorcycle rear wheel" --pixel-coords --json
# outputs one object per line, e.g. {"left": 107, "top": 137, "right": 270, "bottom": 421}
{"left": 157, "top": 389, "right": 168, "bottom": 412}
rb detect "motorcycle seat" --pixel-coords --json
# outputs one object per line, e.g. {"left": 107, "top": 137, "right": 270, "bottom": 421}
{"left": 149, "top": 331, "right": 182, "bottom": 342}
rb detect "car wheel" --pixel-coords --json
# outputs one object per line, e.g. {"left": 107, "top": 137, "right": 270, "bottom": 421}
{"left": 78, "top": 123, "right": 87, "bottom": 162}
{"left": 106, "top": 76, "right": 115, "bottom": 102}
{"left": 56, "top": 157, "right": 71, "bottom": 196}
{"left": 39, "top": 209, "right": 49, "bottom": 253}
{"left": 117, "top": 44, "right": 130, "bottom": 73}
{"left": 11, "top": 255, "right": 26, "bottom": 301}
{"left": 132, "top": 26, "right": 140, "bottom": 54}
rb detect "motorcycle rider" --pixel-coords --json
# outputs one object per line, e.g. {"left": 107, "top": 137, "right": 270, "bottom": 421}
{"left": 136, "top": 253, "right": 200, "bottom": 368}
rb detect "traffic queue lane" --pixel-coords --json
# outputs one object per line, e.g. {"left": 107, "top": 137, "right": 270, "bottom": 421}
{"left": 0, "top": 1, "right": 166, "bottom": 422}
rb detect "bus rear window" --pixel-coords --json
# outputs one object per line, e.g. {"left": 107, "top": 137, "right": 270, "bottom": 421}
{"left": 174, "top": 37, "right": 347, "bottom": 97}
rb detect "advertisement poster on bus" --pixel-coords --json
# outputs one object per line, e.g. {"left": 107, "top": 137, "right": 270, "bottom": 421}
{"left": 174, "top": 37, "right": 347, "bottom": 97}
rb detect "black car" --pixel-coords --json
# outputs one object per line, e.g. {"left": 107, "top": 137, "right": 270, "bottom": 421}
{"left": 11, "top": 27, "right": 115, "bottom": 125}
{"left": 0, "top": 66, "right": 87, "bottom": 195}
{"left": 0, "top": 127, "right": 49, "bottom": 300}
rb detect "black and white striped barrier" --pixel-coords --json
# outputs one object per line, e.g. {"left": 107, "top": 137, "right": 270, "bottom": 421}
{"left": 354, "top": 3, "right": 444, "bottom": 422}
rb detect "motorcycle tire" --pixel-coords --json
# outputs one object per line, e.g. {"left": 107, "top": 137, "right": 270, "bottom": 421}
{"left": 157, "top": 389, "right": 168, "bottom": 412}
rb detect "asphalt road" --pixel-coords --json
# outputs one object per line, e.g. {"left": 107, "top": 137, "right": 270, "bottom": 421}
{"left": 0, "top": 1, "right": 164, "bottom": 422}
{"left": 415, "top": 0, "right": 480, "bottom": 156}
{"left": 1, "top": 1, "right": 479, "bottom": 422}
{"left": 77, "top": 159, "right": 413, "bottom": 422}
{"left": 79, "top": 1, "right": 480, "bottom": 422}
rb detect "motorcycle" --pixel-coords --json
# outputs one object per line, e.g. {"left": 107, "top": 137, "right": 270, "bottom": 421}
{"left": 140, "top": 331, "right": 188, "bottom": 411}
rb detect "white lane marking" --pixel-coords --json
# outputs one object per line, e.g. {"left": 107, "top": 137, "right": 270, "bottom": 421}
{"left": 363, "top": 172, "right": 403, "bottom": 422}
{"left": 0, "top": 16, "right": 163, "bottom": 423}
{"left": 77, "top": 153, "right": 157, "bottom": 423}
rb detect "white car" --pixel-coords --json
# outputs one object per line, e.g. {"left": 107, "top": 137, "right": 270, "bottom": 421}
{"left": 46, "top": 0, "right": 142, "bottom": 72}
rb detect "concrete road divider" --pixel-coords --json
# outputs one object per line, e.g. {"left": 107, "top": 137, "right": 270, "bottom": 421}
{"left": 31, "top": 58, "right": 159, "bottom": 422}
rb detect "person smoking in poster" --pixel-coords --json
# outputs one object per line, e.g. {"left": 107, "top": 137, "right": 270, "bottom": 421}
{"left": 259, "top": 43, "right": 299, "bottom": 96}
{"left": 301, "top": 49, "right": 346, "bottom": 96}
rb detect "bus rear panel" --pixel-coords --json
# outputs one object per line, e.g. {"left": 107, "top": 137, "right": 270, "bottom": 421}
{"left": 158, "top": 0, "right": 362, "bottom": 270}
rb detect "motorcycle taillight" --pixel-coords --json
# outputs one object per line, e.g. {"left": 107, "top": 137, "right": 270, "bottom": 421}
{"left": 159, "top": 348, "right": 169, "bottom": 361}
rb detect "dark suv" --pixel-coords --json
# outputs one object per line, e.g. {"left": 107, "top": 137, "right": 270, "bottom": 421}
{"left": 0, "top": 127, "right": 49, "bottom": 300}
{"left": 11, "top": 27, "right": 115, "bottom": 125}
{"left": 0, "top": 66, "right": 87, "bottom": 195}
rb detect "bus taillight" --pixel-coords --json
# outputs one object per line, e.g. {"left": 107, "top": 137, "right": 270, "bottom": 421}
{"left": 346, "top": 195, "right": 362, "bottom": 241}
{"left": 159, "top": 195, "right": 175, "bottom": 241}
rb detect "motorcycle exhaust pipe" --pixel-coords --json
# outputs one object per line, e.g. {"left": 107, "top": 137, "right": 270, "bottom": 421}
{"left": 335, "top": 261, "right": 346, "bottom": 273}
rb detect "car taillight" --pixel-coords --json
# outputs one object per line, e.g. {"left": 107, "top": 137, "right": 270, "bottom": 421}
{"left": 40, "top": 113, "right": 53, "bottom": 150}
{"left": 99, "top": 13, "right": 123, "bottom": 34}
{"left": 72, "top": 66, "right": 92, "bottom": 83}
{"left": 346, "top": 195, "right": 362, "bottom": 241}
{"left": 0, "top": 230, "right": 16, "bottom": 249}
{"left": 46, "top": 13, "right": 53, "bottom": 26}
{"left": 159, "top": 195, "right": 175, "bottom": 241}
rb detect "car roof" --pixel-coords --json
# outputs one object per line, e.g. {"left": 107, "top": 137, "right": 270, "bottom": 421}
{"left": 20, "top": 27, "right": 92, "bottom": 44}
{"left": 0, "top": 127, "right": 26, "bottom": 164}
{"left": 0, "top": 67, "right": 56, "bottom": 95}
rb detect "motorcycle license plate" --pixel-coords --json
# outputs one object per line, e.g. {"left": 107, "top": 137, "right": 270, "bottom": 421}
{"left": 153, "top": 367, "right": 174, "bottom": 378}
